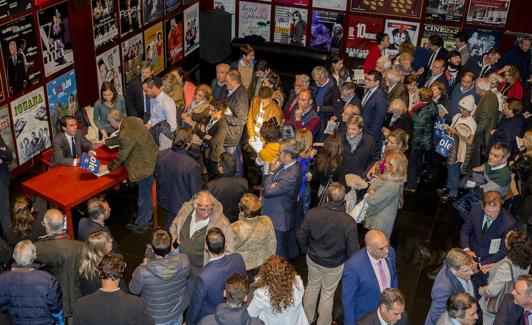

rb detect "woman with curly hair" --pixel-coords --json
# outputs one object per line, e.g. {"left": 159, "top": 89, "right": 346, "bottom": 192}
{"left": 478, "top": 229, "right": 531, "bottom": 324}
{"left": 7, "top": 196, "right": 45, "bottom": 247}
{"left": 247, "top": 255, "right": 308, "bottom": 324}
{"left": 78, "top": 230, "right": 114, "bottom": 296}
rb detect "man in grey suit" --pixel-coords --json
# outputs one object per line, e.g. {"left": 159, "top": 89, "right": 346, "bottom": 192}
{"left": 358, "top": 288, "right": 410, "bottom": 325}
{"left": 51, "top": 115, "right": 96, "bottom": 166}
{"left": 436, "top": 292, "right": 478, "bottom": 325}
{"left": 261, "top": 139, "right": 301, "bottom": 260}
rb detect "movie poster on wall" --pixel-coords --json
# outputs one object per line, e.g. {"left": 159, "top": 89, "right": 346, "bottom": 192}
{"left": 275, "top": 0, "right": 309, "bottom": 7}
{"left": 165, "top": 0, "right": 182, "bottom": 13}
{"left": 214, "top": 0, "right": 236, "bottom": 39}
{"left": 119, "top": 0, "right": 142, "bottom": 36}
{"left": 92, "top": 0, "right": 119, "bottom": 49}
{"left": 96, "top": 45, "right": 124, "bottom": 95}
{"left": 144, "top": 22, "right": 165, "bottom": 74}
{"left": 310, "top": 10, "right": 345, "bottom": 54}
{"left": 425, "top": 0, "right": 465, "bottom": 22}
{"left": 466, "top": 0, "right": 511, "bottom": 26}
{"left": 122, "top": 33, "right": 144, "bottom": 85}
{"left": 350, "top": 0, "right": 423, "bottom": 19}
{"left": 313, "top": 0, "right": 346, "bottom": 11}
{"left": 143, "top": 0, "right": 163, "bottom": 25}
{"left": 0, "top": 0, "right": 31, "bottom": 20}
{"left": 238, "top": 1, "right": 271, "bottom": 41}
{"left": 420, "top": 24, "right": 461, "bottom": 51}
{"left": 184, "top": 3, "right": 200, "bottom": 56}
{"left": 274, "top": 6, "right": 307, "bottom": 46}
{"left": 345, "top": 15, "right": 384, "bottom": 59}
{"left": 0, "top": 106, "right": 18, "bottom": 169}
{"left": 464, "top": 27, "right": 503, "bottom": 57}
{"left": 46, "top": 70, "right": 79, "bottom": 137}
{"left": 1, "top": 15, "right": 42, "bottom": 98}
{"left": 383, "top": 19, "right": 420, "bottom": 56}
{"left": 10, "top": 87, "right": 50, "bottom": 165}
{"left": 166, "top": 14, "right": 183, "bottom": 66}
{"left": 38, "top": 2, "right": 74, "bottom": 77}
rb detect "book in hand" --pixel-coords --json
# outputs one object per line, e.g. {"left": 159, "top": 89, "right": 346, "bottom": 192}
{"left": 79, "top": 153, "right": 109, "bottom": 177}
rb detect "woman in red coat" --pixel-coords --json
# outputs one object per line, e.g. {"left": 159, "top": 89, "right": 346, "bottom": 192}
{"left": 498, "top": 65, "right": 523, "bottom": 101}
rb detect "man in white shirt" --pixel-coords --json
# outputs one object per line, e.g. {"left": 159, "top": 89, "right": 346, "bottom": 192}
{"left": 51, "top": 115, "right": 97, "bottom": 166}
{"left": 437, "top": 293, "right": 478, "bottom": 325}
{"left": 358, "top": 288, "right": 410, "bottom": 325}
{"left": 143, "top": 77, "right": 177, "bottom": 132}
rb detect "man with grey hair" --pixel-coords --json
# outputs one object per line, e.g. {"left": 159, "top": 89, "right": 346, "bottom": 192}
{"left": 0, "top": 240, "right": 63, "bottom": 324}
{"left": 359, "top": 288, "right": 410, "bottom": 324}
{"left": 297, "top": 182, "right": 359, "bottom": 325}
{"left": 262, "top": 139, "right": 302, "bottom": 259}
{"left": 332, "top": 82, "right": 361, "bottom": 123}
{"left": 284, "top": 74, "right": 311, "bottom": 121}
{"left": 385, "top": 69, "right": 408, "bottom": 106}
{"left": 436, "top": 292, "right": 478, "bottom": 325}
{"left": 211, "top": 63, "right": 230, "bottom": 100}
{"left": 494, "top": 274, "right": 532, "bottom": 324}
{"left": 425, "top": 248, "right": 476, "bottom": 325}
{"left": 472, "top": 77, "right": 499, "bottom": 166}
{"left": 311, "top": 66, "right": 341, "bottom": 124}
{"left": 170, "top": 191, "right": 234, "bottom": 278}
{"left": 36, "top": 209, "right": 85, "bottom": 322}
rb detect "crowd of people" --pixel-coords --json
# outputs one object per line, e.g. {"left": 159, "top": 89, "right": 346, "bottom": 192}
{"left": 0, "top": 32, "right": 531, "bottom": 325}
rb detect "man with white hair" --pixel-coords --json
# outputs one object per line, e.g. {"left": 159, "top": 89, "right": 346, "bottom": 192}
{"left": 0, "top": 240, "right": 63, "bottom": 324}
{"left": 385, "top": 69, "right": 408, "bottom": 106}
{"left": 211, "top": 63, "right": 229, "bottom": 100}
{"left": 284, "top": 74, "right": 311, "bottom": 121}
{"left": 472, "top": 77, "right": 499, "bottom": 166}
{"left": 375, "top": 56, "right": 392, "bottom": 74}
{"left": 311, "top": 66, "right": 341, "bottom": 124}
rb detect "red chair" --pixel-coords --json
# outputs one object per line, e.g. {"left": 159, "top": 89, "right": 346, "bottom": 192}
{"left": 39, "top": 149, "right": 54, "bottom": 171}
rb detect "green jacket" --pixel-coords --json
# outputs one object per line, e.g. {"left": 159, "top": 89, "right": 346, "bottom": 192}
{"left": 474, "top": 91, "right": 499, "bottom": 145}
{"left": 411, "top": 101, "right": 437, "bottom": 151}
{"left": 106, "top": 117, "right": 159, "bottom": 182}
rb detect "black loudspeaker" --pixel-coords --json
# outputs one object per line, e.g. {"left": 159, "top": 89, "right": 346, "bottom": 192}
{"left": 199, "top": 10, "right": 232, "bottom": 64}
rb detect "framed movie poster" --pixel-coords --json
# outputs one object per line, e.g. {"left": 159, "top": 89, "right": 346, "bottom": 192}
{"left": 0, "top": 0, "right": 31, "bottom": 20}
{"left": 238, "top": 1, "right": 271, "bottom": 41}
{"left": 38, "top": 2, "right": 74, "bottom": 77}
{"left": 144, "top": 22, "right": 165, "bottom": 74}
{"left": 46, "top": 70, "right": 79, "bottom": 138}
{"left": 310, "top": 10, "right": 345, "bottom": 54}
{"left": 96, "top": 45, "right": 124, "bottom": 95}
{"left": 1, "top": 15, "right": 42, "bottom": 98}
{"left": 184, "top": 3, "right": 199, "bottom": 56}
{"left": 275, "top": 0, "right": 309, "bottom": 7}
{"left": 0, "top": 105, "right": 18, "bottom": 169}
{"left": 383, "top": 19, "right": 420, "bottom": 56}
{"left": 345, "top": 15, "right": 384, "bottom": 59}
{"left": 165, "top": 0, "right": 182, "bottom": 13}
{"left": 425, "top": 0, "right": 465, "bottom": 22}
{"left": 350, "top": 0, "right": 423, "bottom": 19}
{"left": 466, "top": 0, "right": 511, "bottom": 26}
{"left": 119, "top": 0, "right": 142, "bottom": 36}
{"left": 274, "top": 6, "right": 307, "bottom": 46}
{"left": 464, "top": 27, "right": 503, "bottom": 57}
{"left": 121, "top": 33, "right": 144, "bottom": 85}
{"left": 166, "top": 13, "right": 183, "bottom": 66}
{"left": 92, "top": 0, "right": 119, "bottom": 49}
{"left": 420, "top": 24, "right": 461, "bottom": 51}
{"left": 214, "top": 0, "right": 236, "bottom": 39}
{"left": 313, "top": 0, "right": 346, "bottom": 11}
{"left": 10, "top": 86, "right": 50, "bottom": 165}
{"left": 143, "top": 0, "right": 163, "bottom": 25}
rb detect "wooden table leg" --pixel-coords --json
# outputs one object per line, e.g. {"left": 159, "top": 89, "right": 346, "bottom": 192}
{"left": 64, "top": 207, "right": 75, "bottom": 239}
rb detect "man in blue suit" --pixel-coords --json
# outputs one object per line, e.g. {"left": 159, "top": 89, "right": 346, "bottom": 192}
{"left": 360, "top": 70, "right": 388, "bottom": 137}
{"left": 459, "top": 191, "right": 517, "bottom": 270}
{"left": 261, "top": 139, "right": 301, "bottom": 259}
{"left": 494, "top": 275, "right": 532, "bottom": 325}
{"left": 0, "top": 135, "right": 13, "bottom": 239}
{"left": 341, "top": 230, "right": 398, "bottom": 324}
{"left": 187, "top": 227, "right": 246, "bottom": 325}
{"left": 425, "top": 248, "right": 476, "bottom": 325}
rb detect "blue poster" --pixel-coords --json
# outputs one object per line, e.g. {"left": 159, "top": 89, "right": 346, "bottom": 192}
{"left": 436, "top": 133, "right": 454, "bottom": 157}
{"left": 79, "top": 152, "right": 101, "bottom": 173}
{"left": 46, "top": 69, "right": 78, "bottom": 138}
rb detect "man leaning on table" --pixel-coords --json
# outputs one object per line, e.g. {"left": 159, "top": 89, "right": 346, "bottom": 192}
{"left": 99, "top": 109, "right": 159, "bottom": 232}
{"left": 52, "top": 115, "right": 99, "bottom": 166}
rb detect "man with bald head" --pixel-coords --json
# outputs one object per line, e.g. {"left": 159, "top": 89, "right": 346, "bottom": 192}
{"left": 472, "top": 77, "right": 499, "bottom": 166}
{"left": 35, "top": 209, "right": 85, "bottom": 322}
{"left": 211, "top": 63, "right": 229, "bottom": 100}
{"left": 342, "top": 230, "right": 398, "bottom": 324}
{"left": 285, "top": 89, "right": 321, "bottom": 138}
{"left": 170, "top": 191, "right": 234, "bottom": 278}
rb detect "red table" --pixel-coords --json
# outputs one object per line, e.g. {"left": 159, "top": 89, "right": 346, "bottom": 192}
{"left": 21, "top": 147, "right": 128, "bottom": 238}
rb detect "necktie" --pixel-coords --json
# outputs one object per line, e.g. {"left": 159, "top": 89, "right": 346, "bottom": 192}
{"left": 377, "top": 260, "right": 389, "bottom": 291}
{"left": 12, "top": 55, "right": 16, "bottom": 64}
{"left": 362, "top": 90, "right": 371, "bottom": 107}
{"left": 482, "top": 219, "right": 491, "bottom": 235}
{"left": 428, "top": 51, "right": 437, "bottom": 69}
{"left": 70, "top": 137, "right": 77, "bottom": 158}
{"left": 524, "top": 311, "right": 531, "bottom": 325}
{"left": 145, "top": 94, "right": 151, "bottom": 120}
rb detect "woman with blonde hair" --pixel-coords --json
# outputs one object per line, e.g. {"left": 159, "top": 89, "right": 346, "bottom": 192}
{"left": 171, "top": 67, "right": 196, "bottom": 108}
{"left": 295, "top": 129, "right": 315, "bottom": 215}
{"left": 7, "top": 196, "right": 45, "bottom": 247}
{"left": 78, "top": 230, "right": 114, "bottom": 296}
{"left": 247, "top": 255, "right": 308, "bottom": 324}
{"left": 182, "top": 84, "right": 213, "bottom": 126}
{"left": 394, "top": 52, "right": 414, "bottom": 77}
{"left": 161, "top": 73, "right": 185, "bottom": 121}
{"left": 364, "top": 152, "right": 408, "bottom": 238}
{"left": 498, "top": 65, "right": 523, "bottom": 101}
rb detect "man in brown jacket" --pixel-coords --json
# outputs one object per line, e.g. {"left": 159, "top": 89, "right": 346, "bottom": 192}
{"left": 101, "top": 109, "right": 159, "bottom": 231}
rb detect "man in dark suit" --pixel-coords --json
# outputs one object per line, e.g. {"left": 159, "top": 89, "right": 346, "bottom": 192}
{"left": 358, "top": 288, "right": 410, "bottom": 325}
{"left": 77, "top": 197, "right": 112, "bottom": 242}
{"left": 332, "top": 82, "right": 362, "bottom": 122}
{"left": 6, "top": 40, "right": 27, "bottom": 95}
{"left": 425, "top": 248, "right": 476, "bottom": 325}
{"left": 186, "top": 228, "right": 246, "bottom": 325}
{"left": 125, "top": 60, "right": 161, "bottom": 122}
{"left": 310, "top": 66, "right": 341, "bottom": 124}
{"left": 51, "top": 115, "right": 95, "bottom": 166}
{"left": 459, "top": 191, "right": 517, "bottom": 269}
{"left": 261, "top": 139, "right": 301, "bottom": 259}
{"left": 284, "top": 74, "right": 311, "bottom": 122}
{"left": 385, "top": 70, "right": 408, "bottom": 106}
{"left": 422, "top": 59, "right": 449, "bottom": 92}
{"left": 421, "top": 34, "right": 449, "bottom": 86}
{"left": 494, "top": 275, "right": 532, "bottom": 325}
{"left": 360, "top": 70, "right": 387, "bottom": 137}
{"left": 0, "top": 135, "right": 13, "bottom": 239}
{"left": 463, "top": 48, "right": 502, "bottom": 80}
{"left": 342, "top": 230, "right": 398, "bottom": 324}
